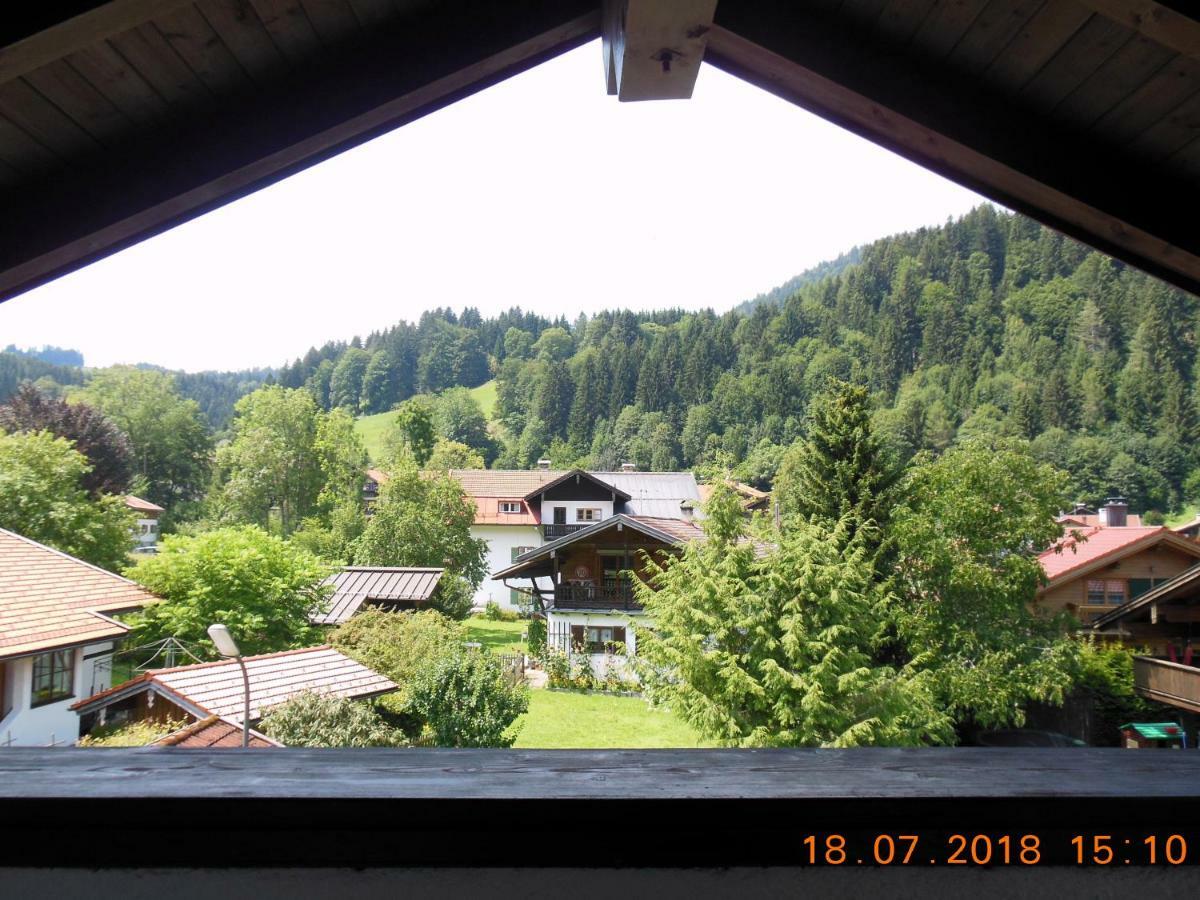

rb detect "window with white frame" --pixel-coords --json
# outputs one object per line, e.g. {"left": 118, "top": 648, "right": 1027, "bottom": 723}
{"left": 499, "top": 501, "right": 522, "bottom": 514}
{"left": 576, "top": 508, "right": 601, "bottom": 522}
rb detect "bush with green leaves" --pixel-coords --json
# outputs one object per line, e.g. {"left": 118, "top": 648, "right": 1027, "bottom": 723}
{"left": 526, "top": 618, "right": 546, "bottom": 657}
{"left": 259, "top": 691, "right": 406, "bottom": 747}
{"left": 77, "top": 718, "right": 188, "bottom": 747}
{"left": 330, "top": 608, "right": 464, "bottom": 701}
{"left": 430, "top": 574, "right": 474, "bottom": 621}
{"left": 407, "top": 648, "right": 529, "bottom": 748}
{"left": 1073, "top": 641, "right": 1177, "bottom": 746}
{"left": 126, "top": 525, "right": 330, "bottom": 658}
{"left": 483, "top": 600, "right": 519, "bottom": 622}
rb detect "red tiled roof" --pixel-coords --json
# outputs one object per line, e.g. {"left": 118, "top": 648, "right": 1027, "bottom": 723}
{"left": 1038, "top": 526, "right": 1200, "bottom": 585}
{"left": 153, "top": 715, "right": 280, "bottom": 748}
{"left": 0, "top": 527, "right": 159, "bottom": 659}
{"left": 73, "top": 645, "right": 396, "bottom": 723}
{"left": 472, "top": 497, "right": 540, "bottom": 526}
{"left": 124, "top": 495, "right": 164, "bottom": 514}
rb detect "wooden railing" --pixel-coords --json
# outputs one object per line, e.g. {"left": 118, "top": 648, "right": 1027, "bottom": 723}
{"left": 551, "top": 583, "right": 642, "bottom": 611}
{"left": 1133, "top": 656, "right": 1200, "bottom": 713}
{"left": 542, "top": 523, "right": 587, "bottom": 540}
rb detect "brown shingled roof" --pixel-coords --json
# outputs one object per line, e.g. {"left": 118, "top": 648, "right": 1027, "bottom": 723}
{"left": 124, "top": 495, "right": 165, "bottom": 514}
{"left": 0, "top": 527, "right": 159, "bottom": 660}
{"left": 153, "top": 715, "right": 280, "bottom": 748}
{"left": 443, "top": 469, "right": 566, "bottom": 497}
{"left": 312, "top": 567, "right": 445, "bottom": 625}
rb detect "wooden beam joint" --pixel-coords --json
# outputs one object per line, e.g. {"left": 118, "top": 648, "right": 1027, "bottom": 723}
{"left": 602, "top": 0, "right": 718, "bottom": 101}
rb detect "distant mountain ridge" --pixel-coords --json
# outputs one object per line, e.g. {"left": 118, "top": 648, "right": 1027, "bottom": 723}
{"left": 734, "top": 247, "right": 863, "bottom": 315}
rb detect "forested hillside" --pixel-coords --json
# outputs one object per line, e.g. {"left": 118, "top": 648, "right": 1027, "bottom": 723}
{"left": 266, "top": 205, "right": 1194, "bottom": 514}
{"left": 7, "top": 205, "right": 1198, "bottom": 515}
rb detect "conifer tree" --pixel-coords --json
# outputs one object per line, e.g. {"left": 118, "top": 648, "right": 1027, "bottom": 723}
{"left": 774, "top": 380, "right": 898, "bottom": 533}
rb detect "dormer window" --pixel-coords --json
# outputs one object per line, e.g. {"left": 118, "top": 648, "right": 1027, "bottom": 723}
{"left": 576, "top": 508, "right": 601, "bottom": 522}
{"left": 499, "top": 501, "right": 522, "bottom": 514}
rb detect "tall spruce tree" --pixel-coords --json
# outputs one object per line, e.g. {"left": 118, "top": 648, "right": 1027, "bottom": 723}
{"left": 773, "top": 379, "right": 898, "bottom": 532}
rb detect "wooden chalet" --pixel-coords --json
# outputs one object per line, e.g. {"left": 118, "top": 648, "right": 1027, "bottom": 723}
{"left": 493, "top": 514, "right": 705, "bottom": 673}
{"left": 1037, "top": 524, "right": 1200, "bottom": 624}
{"left": 71, "top": 645, "right": 395, "bottom": 736}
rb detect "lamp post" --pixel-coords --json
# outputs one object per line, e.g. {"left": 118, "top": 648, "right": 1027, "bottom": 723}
{"left": 207, "top": 624, "right": 250, "bottom": 748}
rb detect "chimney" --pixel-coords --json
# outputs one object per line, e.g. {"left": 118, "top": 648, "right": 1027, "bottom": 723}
{"left": 620, "top": 462, "right": 636, "bottom": 472}
{"left": 1099, "top": 497, "right": 1129, "bottom": 527}
{"left": 536, "top": 458, "right": 551, "bottom": 470}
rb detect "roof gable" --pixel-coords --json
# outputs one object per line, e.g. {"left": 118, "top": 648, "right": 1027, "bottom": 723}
{"left": 524, "top": 469, "right": 631, "bottom": 502}
{"left": 73, "top": 645, "right": 396, "bottom": 723}
{"left": 1039, "top": 526, "right": 1200, "bottom": 587}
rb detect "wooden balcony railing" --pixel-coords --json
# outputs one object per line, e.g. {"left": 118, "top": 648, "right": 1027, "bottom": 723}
{"left": 1133, "top": 656, "right": 1200, "bottom": 713}
{"left": 551, "top": 583, "right": 643, "bottom": 611}
{"left": 543, "top": 523, "right": 587, "bottom": 540}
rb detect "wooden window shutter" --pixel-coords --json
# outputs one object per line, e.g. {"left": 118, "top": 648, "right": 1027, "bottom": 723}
{"left": 570, "top": 625, "right": 585, "bottom": 650}
{"left": 612, "top": 626, "right": 626, "bottom": 646}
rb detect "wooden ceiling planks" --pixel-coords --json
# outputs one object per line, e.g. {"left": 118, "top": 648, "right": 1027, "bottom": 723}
{"left": 979, "top": 0, "right": 1092, "bottom": 87}
{"left": 873, "top": 0, "right": 942, "bottom": 45}
{"left": 22, "top": 59, "right": 132, "bottom": 146}
{"left": 197, "top": 0, "right": 290, "bottom": 84}
{"left": 909, "top": 0, "right": 992, "bottom": 58}
{"left": 300, "top": 0, "right": 364, "bottom": 45}
{"left": 66, "top": 41, "right": 169, "bottom": 126}
{"left": 1092, "top": 54, "right": 1200, "bottom": 146}
{"left": 0, "top": 113, "right": 57, "bottom": 174}
{"left": 1019, "top": 14, "right": 1131, "bottom": 111}
{"left": 154, "top": 5, "right": 254, "bottom": 97}
{"left": 1053, "top": 32, "right": 1174, "bottom": 127}
{"left": 0, "top": 77, "right": 102, "bottom": 159}
{"left": 250, "top": 0, "right": 325, "bottom": 64}
{"left": 108, "top": 23, "right": 214, "bottom": 108}
{"left": 947, "top": 0, "right": 1046, "bottom": 74}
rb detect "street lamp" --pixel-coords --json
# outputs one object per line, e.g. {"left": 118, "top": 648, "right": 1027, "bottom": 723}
{"left": 207, "top": 623, "right": 250, "bottom": 748}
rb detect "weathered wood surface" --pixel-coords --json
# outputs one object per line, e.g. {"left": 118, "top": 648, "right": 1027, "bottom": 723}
{"left": 1, "top": 747, "right": 1197, "bottom": 799}
{"left": 2, "top": 748, "right": 1199, "bottom": 868}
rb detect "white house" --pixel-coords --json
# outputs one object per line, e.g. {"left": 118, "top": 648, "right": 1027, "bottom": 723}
{"left": 0, "top": 527, "right": 159, "bottom": 746}
{"left": 491, "top": 514, "right": 707, "bottom": 678}
{"left": 437, "top": 466, "right": 703, "bottom": 610}
{"left": 124, "top": 494, "right": 165, "bottom": 553}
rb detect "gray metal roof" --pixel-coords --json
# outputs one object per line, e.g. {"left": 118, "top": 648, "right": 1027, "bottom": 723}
{"left": 594, "top": 472, "right": 701, "bottom": 517}
{"left": 312, "top": 567, "right": 444, "bottom": 626}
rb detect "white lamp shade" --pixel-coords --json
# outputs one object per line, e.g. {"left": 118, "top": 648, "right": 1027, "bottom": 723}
{"left": 206, "top": 623, "right": 241, "bottom": 658}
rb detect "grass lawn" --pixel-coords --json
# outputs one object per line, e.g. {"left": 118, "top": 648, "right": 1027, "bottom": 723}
{"left": 512, "top": 689, "right": 713, "bottom": 749}
{"left": 468, "top": 379, "right": 497, "bottom": 419}
{"left": 464, "top": 617, "right": 527, "bottom": 654}
{"left": 1165, "top": 509, "right": 1198, "bottom": 528}
{"left": 354, "top": 379, "right": 499, "bottom": 463}
{"left": 354, "top": 409, "right": 395, "bottom": 463}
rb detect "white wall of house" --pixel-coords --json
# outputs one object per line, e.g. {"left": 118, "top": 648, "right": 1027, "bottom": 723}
{"left": 546, "top": 610, "right": 643, "bottom": 680}
{"left": 133, "top": 516, "right": 159, "bottom": 550}
{"left": 538, "top": 500, "right": 615, "bottom": 526}
{"left": 0, "top": 641, "right": 114, "bottom": 746}
{"left": 473, "top": 523, "right": 543, "bottom": 610}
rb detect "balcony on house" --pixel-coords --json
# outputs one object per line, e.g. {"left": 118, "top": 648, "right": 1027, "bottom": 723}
{"left": 1133, "top": 656, "right": 1200, "bottom": 713}
{"left": 542, "top": 523, "right": 588, "bottom": 540}
{"left": 550, "top": 582, "right": 643, "bottom": 612}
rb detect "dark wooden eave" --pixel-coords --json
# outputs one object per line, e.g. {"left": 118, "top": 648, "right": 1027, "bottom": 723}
{"left": 5, "top": 2, "right": 1200, "bottom": 301}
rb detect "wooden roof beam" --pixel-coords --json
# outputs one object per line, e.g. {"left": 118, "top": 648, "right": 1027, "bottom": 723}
{"left": 603, "top": 0, "right": 717, "bottom": 101}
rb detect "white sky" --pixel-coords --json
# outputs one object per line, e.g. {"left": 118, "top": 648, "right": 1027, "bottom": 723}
{"left": 0, "top": 39, "right": 985, "bottom": 373}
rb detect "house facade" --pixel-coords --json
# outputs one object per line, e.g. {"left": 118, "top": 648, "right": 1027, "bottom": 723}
{"left": 1038, "top": 519, "right": 1200, "bottom": 625}
{"left": 444, "top": 466, "right": 702, "bottom": 610}
{"left": 124, "top": 495, "right": 165, "bottom": 553}
{"left": 492, "top": 514, "right": 704, "bottom": 678}
{"left": 0, "top": 527, "right": 158, "bottom": 746}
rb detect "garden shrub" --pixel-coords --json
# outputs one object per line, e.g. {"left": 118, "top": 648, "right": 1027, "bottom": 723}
{"left": 407, "top": 648, "right": 529, "bottom": 747}
{"left": 526, "top": 618, "right": 546, "bottom": 657}
{"left": 260, "top": 691, "right": 406, "bottom": 747}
